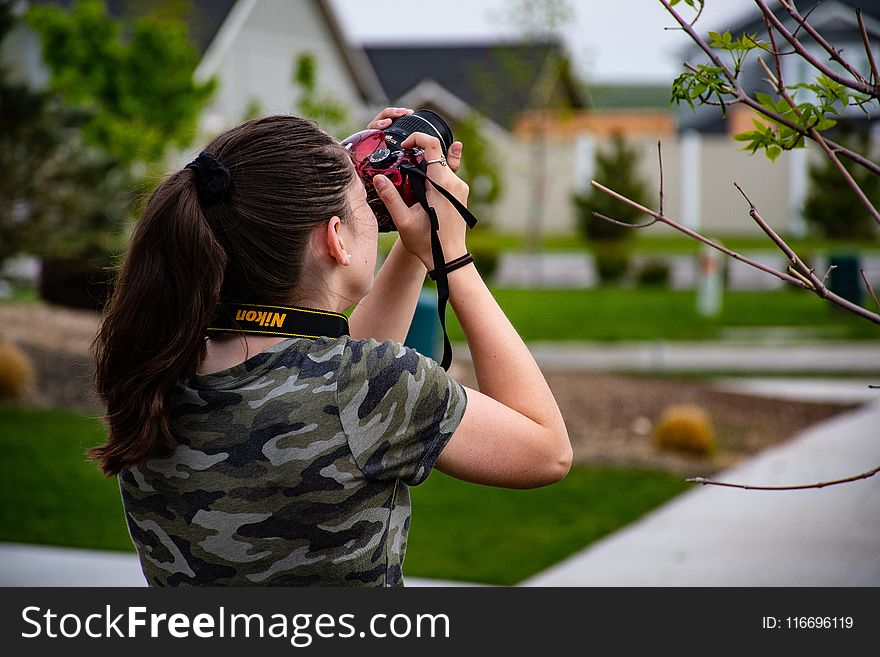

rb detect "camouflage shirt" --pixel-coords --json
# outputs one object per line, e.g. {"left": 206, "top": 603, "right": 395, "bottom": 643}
{"left": 119, "top": 336, "right": 467, "bottom": 586}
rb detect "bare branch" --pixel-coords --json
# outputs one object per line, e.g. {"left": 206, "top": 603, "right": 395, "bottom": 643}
{"left": 731, "top": 182, "right": 880, "bottom": 319}
{"left": 862, "top": 269, "right": 880, "bottom": 312}
{"left": 592, "top": 177, "right": 880, "bottom": 324}
{"left": 592, "top": 211, "right": 656, "bottom": 229}
{"left": 857, "top": 8, "right": 880, "bottom": 85}
{"left": 822, "top": 265, "right": 837, "bottom": 286}
{"left": 762, "top": 12, "right": 784, "bottom": 89}
{"left": 591, "top": 180, "right": 807, "bottom": 287}
{"left": 658, "top": 140, "right": 664, "bottom": 216}
{"left": 734, "top": 181, "right": 821, "bottom": 285}
{"left": 787, "top": 265, "right": 816, "bottom": 289}
{"left": 688, "top": 0, "right": 704, "bottom": 28}
{"left": 688, "top": 465, "right": 880, "bottom": 491}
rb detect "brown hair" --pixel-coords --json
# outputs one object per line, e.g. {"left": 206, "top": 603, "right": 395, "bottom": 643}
{"left": 90, "top": 115, "right": 354, "bottom": 475}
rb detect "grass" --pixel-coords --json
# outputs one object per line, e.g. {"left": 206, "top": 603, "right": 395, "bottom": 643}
{"left": 444, "top": 288, "right": 879, "bottom": 342}
{"left": 0, "top": 404, "right": 690, "bottom": 584}
{"left": 0, "top": 404, "right": 133, "bottom": 552}
{"left": 406, "top": 468, "right": 690, "bottom": 585}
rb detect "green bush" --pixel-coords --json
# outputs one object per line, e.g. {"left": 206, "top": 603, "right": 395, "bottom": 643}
{"left": 573, "top": 133, "right": 651, "bottom": 243}
{"left": 803, "top": 121, "right": 880, "bottom": 240}
{"left": 593, "top": 243, "right": 632, "bottom": 283}
{"left": 470, "top": 244, "right": 500, "bottom": 282}
{"left": 636, "top": 258, "right": 671, "bottom": 287}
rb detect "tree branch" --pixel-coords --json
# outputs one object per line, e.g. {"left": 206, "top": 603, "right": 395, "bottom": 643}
{"left": 756, "top": 58, "right": 880, "bottom": 227}
{"left": 658, "top": 140, "right": 664, "bottom": 216}
{"left": 773, "top": 0, "right": 874, "bottom": 89}
{"left": 688, "top": 465, "right": 880, "bottom": 490}
{"left": 590, "top": 177, "right": 880, "bottom": 324}
{"left": 591, "top": 180, "right": 807, "bottom": 287}
{"left": 762, "top": 12, "right": 784, "bottom": 89}
{"left": 857, "top": 7, "right": 880, "bottom": 86}
{"left": 660, "top": 0, "right": 880, "bottom": 178}
{"left": 862, "top": 269, "right": 880, "bottom": 312}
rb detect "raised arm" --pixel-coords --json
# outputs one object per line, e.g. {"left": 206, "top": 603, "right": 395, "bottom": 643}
{"left": 348, "top": 107, "right": 465, "bottom": 342}
{"left": 374, "top": 133, "right": 571, "bottom": 489}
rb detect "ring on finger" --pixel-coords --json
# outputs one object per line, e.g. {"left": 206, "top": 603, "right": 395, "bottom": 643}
{"left": 425, "top": 155, "right": 447, "bottom": 166}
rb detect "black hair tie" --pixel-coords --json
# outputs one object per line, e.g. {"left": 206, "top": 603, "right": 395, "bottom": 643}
{"left": 185, "top": 151, "right": 231, "bottom": 208}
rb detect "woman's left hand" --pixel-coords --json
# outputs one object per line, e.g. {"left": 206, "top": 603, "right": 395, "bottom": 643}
{"left": 367, "top": 107, "right": 413, "bottom": 131}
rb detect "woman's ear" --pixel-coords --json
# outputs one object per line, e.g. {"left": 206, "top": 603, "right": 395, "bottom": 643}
{"left": 322, "top": 216, "right": 351, "bottom": 266}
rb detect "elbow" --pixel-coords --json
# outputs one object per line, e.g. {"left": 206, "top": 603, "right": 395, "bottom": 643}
{"left": 534, "top": 429, "right": 572, "bottom": 487}
{"left": 552, "top": 440, "right": 573, "bottom": 482}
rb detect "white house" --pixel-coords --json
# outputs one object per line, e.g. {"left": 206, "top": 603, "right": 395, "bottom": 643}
{"left": 193, "top": 0, "right": 386, "bottom": 135}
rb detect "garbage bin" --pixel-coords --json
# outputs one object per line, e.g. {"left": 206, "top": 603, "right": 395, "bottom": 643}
{"left": 404, "top": 288, "right": 440, "bottom": 360}
{"left": 827, "top": 253, "right": 863, "bottom": 308}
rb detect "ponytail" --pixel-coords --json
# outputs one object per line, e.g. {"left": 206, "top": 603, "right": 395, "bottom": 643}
{"left": 90, "top": 115, "right": 355, "bottom": 475}
{"left": 90, "top": 171, "right": 227, "bottom": 475}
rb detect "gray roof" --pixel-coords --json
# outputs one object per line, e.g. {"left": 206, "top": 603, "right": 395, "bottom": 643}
{"left": 364, "top": 41, "right": 586, "bottom": 128}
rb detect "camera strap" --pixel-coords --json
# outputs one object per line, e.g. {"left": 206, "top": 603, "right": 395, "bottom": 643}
{"left": 207, "top": 303, "right": 349, "bottom": 340}
{"left": 401, "top": 162, "right": 478, "bottom": 370}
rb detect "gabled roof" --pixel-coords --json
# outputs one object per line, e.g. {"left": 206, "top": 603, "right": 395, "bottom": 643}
{"left": 364, "top": 41, "right": 586, "bottom": 129}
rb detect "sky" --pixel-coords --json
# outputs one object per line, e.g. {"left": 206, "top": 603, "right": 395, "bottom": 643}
{"left": 327, "top": 0, "right": 754, "bottom": 84}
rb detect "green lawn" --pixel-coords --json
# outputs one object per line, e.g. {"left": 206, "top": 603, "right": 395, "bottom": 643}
{"left": 0, "top": 404, "right": 690, "bottom": 584}
{"left": 445, "top": 288, "right": 879, "bottom": 342}
{"left": 0, "top": 404, "right": 133, "bottom": 552}
{"left": 406, "top": 468, "right": 690, "bottom": 585}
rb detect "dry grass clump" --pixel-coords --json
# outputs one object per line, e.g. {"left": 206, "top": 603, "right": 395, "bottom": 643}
{"left": 0, "top": 340, "right": 34, "bottom": 400}
{"left": 654, "top": 404, "right": 716, "bottom": 457}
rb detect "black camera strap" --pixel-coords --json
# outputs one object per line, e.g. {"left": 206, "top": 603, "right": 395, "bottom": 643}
{"left": 401, "top": 162, "right": 478, "bottom": 370}
{"left": 208, "top": 303, "right": 349, "bottom": 340}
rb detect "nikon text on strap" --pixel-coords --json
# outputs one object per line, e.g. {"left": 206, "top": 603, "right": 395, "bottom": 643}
{"left": 208, "top": 303, "right": 349, "bottom": 340}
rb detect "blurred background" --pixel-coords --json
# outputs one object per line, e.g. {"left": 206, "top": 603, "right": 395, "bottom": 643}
{"left": 1, "top": 0, "right": 878, "bottom": 586}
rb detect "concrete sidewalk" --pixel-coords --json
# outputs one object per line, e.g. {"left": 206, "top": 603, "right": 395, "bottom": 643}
{"left": 457, "top": 340, "right": 880, "bottom": 374}
{"left": 0, "top": 543, "right": 473, "bottom": 587}
{"left": 523, "top": 398, "right": 880, "bottom": 586}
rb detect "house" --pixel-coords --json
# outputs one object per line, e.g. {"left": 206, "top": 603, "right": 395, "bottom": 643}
{"left": 8, "top": 0, "right": 387, "bottom": 138}
{"left": 364, "top": 41, "right": 585, "bottom": 131}
{"left": 193, "top": 0, "right": 386, "bottom": 135}
{"left": 364, "top": 40, "right": 596, "bottom": 234}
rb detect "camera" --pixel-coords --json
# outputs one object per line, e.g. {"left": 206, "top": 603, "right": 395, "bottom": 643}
{"left": 342, "top": 109, "right": 454, "bottom": 232}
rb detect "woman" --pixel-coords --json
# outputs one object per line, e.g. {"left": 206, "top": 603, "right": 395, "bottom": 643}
{"left": 91, "top": 108, "right": 571, "bottom": 586}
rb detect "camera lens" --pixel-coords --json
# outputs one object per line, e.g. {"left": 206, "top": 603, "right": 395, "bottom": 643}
{"left": 383, "top": 109, "right": 453, "bottom": 155}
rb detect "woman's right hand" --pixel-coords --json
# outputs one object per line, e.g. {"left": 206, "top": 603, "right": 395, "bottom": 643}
{"left": 372, "top": 132, "right": 469, "bottom": 270}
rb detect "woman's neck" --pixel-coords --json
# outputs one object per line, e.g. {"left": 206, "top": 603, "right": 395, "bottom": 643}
{"left": 199, "top": 335, "right": 287, "bottom": 375}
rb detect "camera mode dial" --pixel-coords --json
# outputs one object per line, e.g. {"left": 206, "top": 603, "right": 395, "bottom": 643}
{"left": 368, "top": 148, "right": 396, "bottom": 167}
